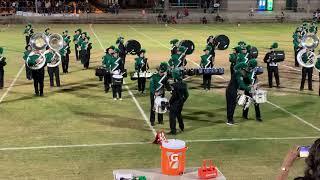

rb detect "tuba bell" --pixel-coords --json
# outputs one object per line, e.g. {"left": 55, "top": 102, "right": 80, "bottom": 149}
{"left": 48, "top": 33, "right": 64, "bottom": 51}
{"left": 30, "top": 33, "right": 48, "bottom": 50}
{"left": 26, "top": 51, "right": 46, "bottom": 70}
{"left": 297, "top": 32, "right": 319, "bottom": 68}
{"left": 301, "top": 34, "right": 319, "bottom": 49}
{"left": 46, "top": 51, "right": 62, "bottom": 68}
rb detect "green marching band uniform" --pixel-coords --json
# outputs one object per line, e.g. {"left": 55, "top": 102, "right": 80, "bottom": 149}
{"left": 200, "top": 45, "right": 213, "bottom": 90}
{"left": 44, "top": 28, "right": 51, "bottom": 36}
{"left": 134, "top": 49, "right": 149, "bottom": 93}
{"left": 0, "top": 47, "right": 7, "bottom": 89}
{"left": 226, "top": 62, "right": 251, "bottom": 125}
{"left": 116, "top": 36, "right": 126, "bottom": 71}
{"left": 170, "top": 39, "right": 179, "bottom": 55}
{"left": 23, "top": 23, "right": 33, "bottom": 46}
{"left": 73, "top": 28, "right": 82, "bottom": 61}
{"left": 45, "top": 49, "right": 60, "bottom": 87}
{"left": 149, "top": 62, "right": 171, "bottom": 126}
{"left": 102, "top": 45, "right": 115, "bottom": 93}
{"left": 168, "top": 68, "right": 189, "bottom": 135}
{"left": 23, "top": 45, "right": 33, "bottom": 80}
{"left": 168, "top": 46, "right": 187, "bottom": 69}
{"left": 263, "top": 42, "right": 280, "bottom": 88}
{"left": 78, "top": 32, "right": 92, "bottom": 69}
{"left": 300, "top": 50, "right": 314, "bottom": 91}
{"left": 61, "top": 31, "right": 71, "bottom": 73}
{"left": 110, "top": 48, "right": 123, "bottom": 100}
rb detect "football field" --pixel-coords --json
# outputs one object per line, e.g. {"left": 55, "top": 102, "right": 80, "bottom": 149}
{"left": 0, "top": 23, "right": 319, "bottom": 179}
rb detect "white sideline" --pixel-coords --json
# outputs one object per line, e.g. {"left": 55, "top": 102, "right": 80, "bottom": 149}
{"left": 0, "top": 136, "right": 318, "bottom": 151}
{"left": 0, "top": 64, "right": 25, "bottom": 104}
{"left": 89, "top": 24, "right": 157, "bottom": 136}
{"left": 128, "top": 25, "right": 226, "bottom": 81}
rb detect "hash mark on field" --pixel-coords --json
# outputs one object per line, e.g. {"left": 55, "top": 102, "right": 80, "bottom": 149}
{"left": 89, "top": 24, "right": 157, "bottom": 136}
{"left": 0, "top": 64, "right": 25, "bottom": 104}
{"left": 0, "top": 136, "right": 318, "bottom": 151}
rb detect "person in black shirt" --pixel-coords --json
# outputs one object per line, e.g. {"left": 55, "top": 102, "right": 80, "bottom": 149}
{"left": 168, "top": 68, "right": 189, "bottom": 135}
{"left": 263, "top": 42, "right": 280, "bottom": 88}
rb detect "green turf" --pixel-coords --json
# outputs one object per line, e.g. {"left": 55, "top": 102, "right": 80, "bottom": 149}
{"left": 0, "top": 23, "right": 319, "bottom": 179}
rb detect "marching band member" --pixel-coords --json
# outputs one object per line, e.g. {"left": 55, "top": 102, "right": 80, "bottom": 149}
{"left": 102, "top": 45, "right": 115, "bottom": 93}
{"left": 263, "top": 42, "right": 280, "bottom": 88}
{"left": 300, "top": 49, "right": 314, "bottom": 91}
{"left": 45, "top": 48, "right": 60, "bottom": 87}
{"left": 60, "top": 37, "right": 71, "bottom": 73}
{"left": 23, "top": 23, "right": 33, "bottom": 46}
{"left": 134, "top": 49, "right": 149, "bottom": 94}
{"left": 200, "top": 45, "right": 213, "bottom": 90}
{"left": 111, "top": 48, "right": 123, "bottom": 100}
{"left": 226, "top": 62, "right": 251, "bottom": 125}
{"left": 293, "top": 31, "right": 301, "bottom": 67}
{"left": 116, "top": 36, "right": 126, "bottom": 71}
{"left": 86, "top": 37, "right": 92, "bottom": 69}
{"left": 23, "top": 45, "right": 33, "bottom": 80}
{"left": 62, "top": 30, "right": 69, "bottom": 39}
{"left": 149, "top": 62, "right": 171, "bottom": 126}
{"left": 44, "top": 28, "right": 51, "bottom": 36}
{"left": 79, "top": 35, "right": 89, "bottom": 69}
{"left": 0, "top": 47, "right": 7, "bottom": 89}
{"left": 170, "top": 39, "right": 179, "bottom": 55}
{"left": 207, "top": 35, "right": 217, "bottom": 59}
{"left": 168, "top": 46, "right": 187, "bottom": 69}
{"left": 229, "top": 47, "right": 238, "bottom": 75}
{"left": 168, "top": 68, "right": 189, "bottom": 135}
{"left": 73, "top": 28, "right": 82, "bottom": 61}
{"left": 242, "top": 59, "right": 262, "bottom": 122}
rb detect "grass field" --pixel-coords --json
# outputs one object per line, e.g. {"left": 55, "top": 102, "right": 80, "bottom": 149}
{"left": 0, "top": 23, "right": 319, "bottom": 179}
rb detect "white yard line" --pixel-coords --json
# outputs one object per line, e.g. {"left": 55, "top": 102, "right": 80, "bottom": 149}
{"left": 128, "top": 25, "right": 226, "bottom": 81}
{"left": 89, "top": 24, "right": 157, "bottom": 136}
{"left": 267, "top": 101, "right": 320, "bottom": 132}
{"left": 0, "top": 64, "right": 25, "bottom": 104}
{"left": 0, "top": 136, "right": 318, "bottom": 151}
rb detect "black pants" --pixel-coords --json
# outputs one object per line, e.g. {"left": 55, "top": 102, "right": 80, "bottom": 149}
{"left": 230, "top": 65, "right": 235, "bottom": 76}
{"left": 80, "top": 50, "right": 88, "bottom": 69}
{"left": 300, "top": 67, "right": 313, "bottom": 90}
{"left": 25, "top": 63, "right": 32, "bottom": 80}
{"left": 120, "top": 54, "right": 126, "bottom": 71}
{"left": 267, "top": 66, "right": 280, "bottom": 88}
{"left": 294, "top": 48, "right": 299, "bottom": 67}
{"left": 242, "top": 91, "right": 261, "bottom": 119}
{"left": 169, "top": 102, "right": 184, "bottom": 133}
{"left": 138, "top": 77, "right": 146, "bottom": 92}
{"left": 0, "top": 69, "right": 4, "bottom": 89}
{"left": 203, "top": 74, "right": 212, "bottom": 90}
{"left": 226, "top": 87, "right": 237, "bottom": 123}
{"left": 84, "top": 49, "right": 90, "bottom": 69}
{"left": 25, "top": 36, "right": 30, "bottom": 46}
{"left": 32, "top": 68, "right": 44, "bottom": 95}
{"left": 75, "top": 44, "right": 79, "bottom": 61}
{"left": 150, "top": 94, "right": 163, "bottom": 124}
{"left": 47, "top": 66, "right": 60, "bottom": 87}
{"left": 104, "top": 73, "right": 111, "bottom": 92}
{"left": 112, "top": 85, "right": 122, "bottom": 99}
{"left": 62, "top": 55, "right": 69, "bottom": 73}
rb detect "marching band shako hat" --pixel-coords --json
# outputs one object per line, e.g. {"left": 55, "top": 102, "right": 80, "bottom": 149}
{"left": 75, "top": 28, "right": 82, "bottom": 33}
{"left": 105, "top": 45, "right": 116, "bottom": 53}
{"left": 114, "top": 48, "right": 120, "bottom": 53}
{"left": 27, "top": 23, "right": 32, "bottom": 28}
{"left": 116, "top": 36, "right": 124, "bottom": 44}
{"left": 248, "top": 59, "right": 258, "bottom": 68}
{"left": 81, "top": 32, "right": 87, "bottom": 36}
{"left": 170, "top": 39, "right": 179, "bottom": 45}
{"left": 0, "top": 47, "right": 3, "bottom": 55}
{"left": 172, "top": 68, "right": 182, "bottom": 80}
{"left": 63, "top": 30, "right": 68, "bottom": 34}
{"left": 270, "top": 42, "right": 278, "bottom": 49}
{"left": 234, "top": 62, "right": 248, "bottom": 71}
{"left": 178, "top": 46, "right": 186, "bottom": 52}
{"left": 238, "top": 41, "right": 247, "bottom": 47}
{"left": 138, "top": 49, "right": 146, "bottom": 56}
{"left": 203, "top": 45, "right": 212, "bottom": 52}
{"left": 159, "top": 62, "right": 169, "bottom": 73}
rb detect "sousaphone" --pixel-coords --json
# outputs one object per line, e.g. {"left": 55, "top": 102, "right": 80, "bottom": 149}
{"left": 213, "top": 35, "right": 230, "bottom": 50}
{"left": 297, "top": 33, "right": 319, "bottom": 68}
{"left": 125, "top": 40, "right": 141, "bottom": 55}
{"left": 26, "top": 51, "right": 46, "bottom": 70}
{"left": 30, "top": 33, "right": 48, "bottom": 50}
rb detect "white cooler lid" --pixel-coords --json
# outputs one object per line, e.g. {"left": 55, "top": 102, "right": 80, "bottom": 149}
{"left": 162, "top": 139, "right": 186, "bottom": 149}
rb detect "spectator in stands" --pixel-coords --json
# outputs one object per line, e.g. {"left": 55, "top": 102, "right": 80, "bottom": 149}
{"left": 202, "top": 16, "right": 208, "bottom": 24}
{"left": 157, "top": 13, "right": 162, "bottom": 23}
{"left": 184, "top": 8, "right": 189, "bottom": 17}
{"left": 215, "top": 14, "right": 224, "bottom": 22}
{"left": 249, "top": 7, "right": 254, "bottom": 17}
{"left": 277, "top": 138, "right": 320, "bottom": 180}
{"left": 170, "top": 16, "right": 177, "bottom": 24}
{"left": 45, "top": 0, "right": 51, "bottom": 14}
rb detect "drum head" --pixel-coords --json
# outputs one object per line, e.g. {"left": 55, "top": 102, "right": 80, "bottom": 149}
{"left": 125, "top": 40, "right": 141, "bottom": 55}
{"left": 112, "top": 74, "right": 123, "bottom": 79}
{"left": 179, "top": 40, "right": 195, "bottom": 55}
{"left": 214, "top": 35, "right": 230, "bottom": 50}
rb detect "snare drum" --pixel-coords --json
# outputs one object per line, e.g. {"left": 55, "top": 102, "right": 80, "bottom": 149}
{"left": 95, "top": 66, "right": 107, "bottom": 77}
{"left": 255, "top": 66, "right": 264, "bottom": 75}
{"left": 112, "top": 74, "right": 123, "bottom": 86}
{"left": 203, "top": 68, "right": 214, "bottom": 75}
{"left": 253, "top": 89, "right": 267, "bottom": 104}
{"left": 237, "top": 94, "right": 252, "bottom": 109}
{"left": 154, "top": 96, "right": 169, "bottom": 114}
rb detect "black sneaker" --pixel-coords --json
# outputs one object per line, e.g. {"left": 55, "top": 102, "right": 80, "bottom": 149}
{"left": 151, "top": 122, "right": 155, "bottom": 126}
{"left": 256, "top": 118, "right": 262, "bottom": 122}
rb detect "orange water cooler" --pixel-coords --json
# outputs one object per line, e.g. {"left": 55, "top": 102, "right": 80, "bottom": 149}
{"left": 160, "top": 139, "right": 188, "bottom": 176}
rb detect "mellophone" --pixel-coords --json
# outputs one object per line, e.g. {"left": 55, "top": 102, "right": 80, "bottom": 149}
{"left": 237, "top": 89, "right": 267, "bottom": 110}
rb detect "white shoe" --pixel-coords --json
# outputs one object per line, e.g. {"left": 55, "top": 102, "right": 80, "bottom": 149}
{"left": 119, "top": 98, "right": 123, "bottom": 101}
{"left": 226, "top": 122, "right": 234, "bottom": 126}
{"left": 113, "top": 98, "right": 117, "bottom": 100}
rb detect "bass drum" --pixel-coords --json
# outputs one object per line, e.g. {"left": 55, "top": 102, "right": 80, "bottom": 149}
{"left": 214, "top": 35, "right": 230, "bottom": 50}
{"left": 179, "top": 40, "right": 195, "bottom": 55}
{"left": 125, "top": 40, "right": 141, "bottom": 55}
